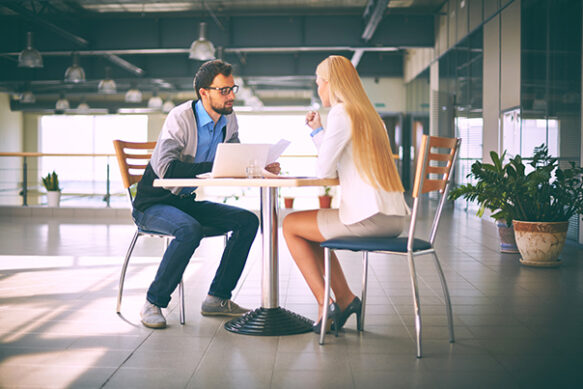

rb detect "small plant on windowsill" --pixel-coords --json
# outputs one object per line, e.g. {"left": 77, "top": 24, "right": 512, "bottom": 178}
{"left": 281, "top": 171, "right": 295, "bottom": 208}
{"left": 318, "top": 185, "right": 332, "bottom": 208}
{"left": 42, "top": 171, "right": 61, "bottom": 191}
{"left": 42, "top": 171, "right": 62, "bottom": 207}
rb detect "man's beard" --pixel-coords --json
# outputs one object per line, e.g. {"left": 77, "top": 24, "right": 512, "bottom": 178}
{"left": 211, "top": 101, "right": 234, "bottom": 115}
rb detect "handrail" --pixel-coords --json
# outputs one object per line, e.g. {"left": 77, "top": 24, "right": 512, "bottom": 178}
{"left": 0, "top": 152, "right": 116, "bottom": 207}
{"left": 0, "top": 152, "right": 400, "bottom": 159}
{"left": 0, "top": 152, "right": 115, "bottom": 157}
{"left": 0, "top": 151, "right": 401, "bottom": 207}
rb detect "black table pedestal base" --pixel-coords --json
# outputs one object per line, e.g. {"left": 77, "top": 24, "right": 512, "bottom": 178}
{"left": 224, "top": 307, "right": 314, "bottom": 336}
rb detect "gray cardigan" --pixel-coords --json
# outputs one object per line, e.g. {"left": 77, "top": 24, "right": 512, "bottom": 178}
{"left": 150, "top": 100, "right": 240, "bottom": 195}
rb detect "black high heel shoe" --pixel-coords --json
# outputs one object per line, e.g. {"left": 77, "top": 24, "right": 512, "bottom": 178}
{"left": 335, "top": 297, "right": 362, "bottom": 331}
{"left": 312, "top": 302, "right": 341, "bottom": 336}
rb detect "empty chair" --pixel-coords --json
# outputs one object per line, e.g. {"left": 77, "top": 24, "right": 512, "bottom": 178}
{"left": 113, "top": 139, "right": 226, "bottom": 324}
{"left": 319, "top": 135, "right": 461, "bottom": 357}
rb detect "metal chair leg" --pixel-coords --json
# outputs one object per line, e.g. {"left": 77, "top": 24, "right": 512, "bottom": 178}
{"left": 432, "top": 252, "right": 455, "bottom": 343}
{"left": 179, "top": 279, "right": 185, "bottom": 325}
{"left": 360, "top": 251, "right": 368, "bottom": 332}
{"left": 319, "top": 247, "right": 332, "bottom": 345}
{"left": 406, "top": 251, "right": 422, "bottom": 358}
{"left": 117, "top": 230, "right": 141, "bottom": 314}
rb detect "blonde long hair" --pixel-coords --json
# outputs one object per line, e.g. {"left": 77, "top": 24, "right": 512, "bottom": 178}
{"left": 316, "top": 55, "right": 404, "bottom": 192}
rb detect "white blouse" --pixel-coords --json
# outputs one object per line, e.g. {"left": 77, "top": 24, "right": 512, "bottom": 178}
{"left": 312, "top": 103, "right": 411, "bottom": 225}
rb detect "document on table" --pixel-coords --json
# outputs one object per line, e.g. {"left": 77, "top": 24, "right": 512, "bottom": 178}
{"left": 267, "top": 139, "right": 291, "bottom": 164}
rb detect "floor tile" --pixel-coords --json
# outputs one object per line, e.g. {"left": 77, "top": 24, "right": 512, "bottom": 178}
{"left": 0, "top": 205, "right": 581, "bottom": 388}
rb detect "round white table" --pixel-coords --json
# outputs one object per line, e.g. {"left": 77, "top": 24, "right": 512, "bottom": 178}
{"left": 154, "top": 176, "right": 339, "bottom": 335}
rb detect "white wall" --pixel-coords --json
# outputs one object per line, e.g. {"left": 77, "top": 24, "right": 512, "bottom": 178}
{"left": 0, "top": 93, "right": 23, "bottom": 152}
{"left": 0, "top": 93, "right": 24, "bottom": 205}
{"left": 404, "top": 48, "right": 434, "bottom": 83}
{"left": 361, "top": 77, "right": 406, "bottom": 113}
{"left": 147, "top": 113, "right": 166, "bottom": 141}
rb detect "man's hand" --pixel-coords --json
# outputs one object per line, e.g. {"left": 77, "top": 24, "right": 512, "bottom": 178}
{"left": 264, "top": 162, "right": 281, "bottom": 175}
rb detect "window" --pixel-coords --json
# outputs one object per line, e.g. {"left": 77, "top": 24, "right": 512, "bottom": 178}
{"left": 39, "top": 114, "right": 148, "bottom": 206}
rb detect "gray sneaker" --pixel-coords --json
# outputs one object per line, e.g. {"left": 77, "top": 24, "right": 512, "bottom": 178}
{"left": 140, "top": 301, "right": 167, "bottom": 329}
{"left": 201, "top": 297, "right": 250, "bottom": 317}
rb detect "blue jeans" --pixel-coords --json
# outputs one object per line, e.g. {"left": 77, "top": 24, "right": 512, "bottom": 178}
{"left": 132, "top": 200, "right": 259, "bottom": 308}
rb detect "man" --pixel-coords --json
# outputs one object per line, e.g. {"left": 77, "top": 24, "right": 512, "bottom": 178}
{"left": 132, "top": 59, "right": 279, "bottom": 329}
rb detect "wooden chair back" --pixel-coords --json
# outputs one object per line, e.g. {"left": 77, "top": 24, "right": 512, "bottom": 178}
{"left": 408, "top": 135, "right": 461, "bottom": 247}
{"left": 412, "top": 135, "right": 461, "bottom": 198}
{"left": 113, "top": 140, "right": 156, "bottom": 199}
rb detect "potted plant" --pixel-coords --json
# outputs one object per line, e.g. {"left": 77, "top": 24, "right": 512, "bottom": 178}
{"left": 448, "top": 151, "right": 519, "bottom": 253}
{"left": 503, "top": 145, "right": 583, "bottom": 266}
{"left": 42, "top": 171, "right": 62, "bottom": 207}
{"left": 451, "top": 145, "right": 583, "bottom": 266}
{"left": 283, "top": 196, "right": 295, "bottom": 209}
{"left": 318, "top": 186, "right": 332, "bottom": 208}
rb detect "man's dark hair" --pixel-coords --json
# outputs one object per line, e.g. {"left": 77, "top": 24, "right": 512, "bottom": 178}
{"left": 193, "top": 60, "right": 233, "bottom": 100}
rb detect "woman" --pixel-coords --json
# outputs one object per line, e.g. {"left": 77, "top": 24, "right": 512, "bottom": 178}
{"left": 282, "top": 55, "right": 410, "bottom": 334}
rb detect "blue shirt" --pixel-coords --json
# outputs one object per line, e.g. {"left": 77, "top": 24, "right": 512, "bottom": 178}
{"left": 193, "top": 100, "right": 227, "bottom": 163}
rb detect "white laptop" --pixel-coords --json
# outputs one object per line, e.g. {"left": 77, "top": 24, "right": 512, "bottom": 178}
{"left": 201, "top": 143, "right": 271, "bottom": 178}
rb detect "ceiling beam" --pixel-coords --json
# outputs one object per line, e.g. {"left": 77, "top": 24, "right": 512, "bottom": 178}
{"left": 0, "top": 46, "right": 400, "bottom": 57}
{"left": 362, "top": 0, "right": 390, "bottom": 41}
{"left": 352, "top": 0, "right": 390, "bottom": 68}
{"left": 2, "top": 1, "right": 145, "bottom": 76}
{"left": 1, "top": 2, "right": 89, "bottom": 47}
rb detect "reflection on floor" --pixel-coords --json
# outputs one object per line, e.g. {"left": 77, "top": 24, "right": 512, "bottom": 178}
{"left": 0, "top": 204, "right": 582, "bottom": 389}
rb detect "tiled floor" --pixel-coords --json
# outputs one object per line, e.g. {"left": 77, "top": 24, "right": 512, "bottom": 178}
{"left": 0, "top": 203, "right": 582, "bottom": 388}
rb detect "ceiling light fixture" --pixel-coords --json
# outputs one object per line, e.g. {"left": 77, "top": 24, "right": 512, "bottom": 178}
{"left": 18, "top": 31, "right": 43, "bottom": 68}
{"left": 98, "top": 66, "right": 117, "bottom": 94}
{"left": 189, "top": 22, "right": 216, "bottom": 61}
{"left": 77, "top": 100, "right": 90, "bottom": 114}
{"left": 162, "top": 99, "right": 175, "bottom": 113}
{"left": 20, "top": 90, "right": 36, "bottom": 104}
{"left": 148, "top": 89, "right": 163, "bottom": 109}
{"left": 55, "top": 93, "right": 70, "bottom": 111}
{"left": 125, "top": 81, "right": 143, "bottom": 103}
{"left": 64, "top": 53, "right": 86, "bottom": 83}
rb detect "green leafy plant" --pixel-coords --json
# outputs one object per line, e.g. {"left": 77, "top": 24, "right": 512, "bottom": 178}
{"left": 449, "top": 145, "right": 583, "bottom": 223}
{"left": 505, "top": 145, "right": 583, "bottom": 222}
{"left": 323, "top": 186, "right": 332, "bottom": 197}
{"left": 448, "top": 150, "right": 513, "bottom": 226}
{"left": 41, "top": 171, "right": 61, "bottom": 192}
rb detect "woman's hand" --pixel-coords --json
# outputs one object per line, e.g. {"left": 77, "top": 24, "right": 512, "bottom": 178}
{"left": 264, "top": 162, "right": 281, "bottom": 175}
{"left": 305, "top": 110, "right": 322, "bottom": 130}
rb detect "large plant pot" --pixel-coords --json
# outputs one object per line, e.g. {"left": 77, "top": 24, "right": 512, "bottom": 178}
{"left": 496, "top": 221, "right": 519, "bottom": 253}
{"left": 513, "top": 220, "right": 568, "bottom": 267}
{"left": 46, "top": 191, "right": 61, "bottom": 207}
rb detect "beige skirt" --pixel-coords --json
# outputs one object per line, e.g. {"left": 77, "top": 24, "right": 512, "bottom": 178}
{"left": 317, "top": 208, "right": 406, "bottom": 240}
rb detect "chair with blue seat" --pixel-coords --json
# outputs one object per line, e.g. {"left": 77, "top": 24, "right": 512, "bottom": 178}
{"left": 113, "top": 139, "right": 227, "bottom": 324}
{"left": 319, "top": 135, "right": 461, "bottom": 357}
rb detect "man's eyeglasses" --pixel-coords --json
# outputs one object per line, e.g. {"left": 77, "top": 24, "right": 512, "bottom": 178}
{"left": 205, "top": 85, "right": 239, "bottom": 95}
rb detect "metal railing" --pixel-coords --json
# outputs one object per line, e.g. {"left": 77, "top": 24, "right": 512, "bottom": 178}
{"left": 0, "top": 151, "right": 402, "bottom": 208}
{"left": 0, "top": 152, "right": 117, "bottom": 207}
{"left": 0, "top": 152, "right": 326, "bottom": 208}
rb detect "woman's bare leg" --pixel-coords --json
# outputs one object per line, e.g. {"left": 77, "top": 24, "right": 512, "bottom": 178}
{"left": 307, "top": 240, "right": 356, "bottom": 311}
{"left": 282, "top": 210, "right": 356, "bottom": 316}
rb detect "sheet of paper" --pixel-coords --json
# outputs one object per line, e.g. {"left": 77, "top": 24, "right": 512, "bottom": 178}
{"left": 266, "top": 139, "right": 291, "bottom": 164}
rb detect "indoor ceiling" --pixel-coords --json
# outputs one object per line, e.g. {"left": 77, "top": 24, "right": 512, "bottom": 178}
{"left": 0, "top": 0, "right": 445, "bottom": 112}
